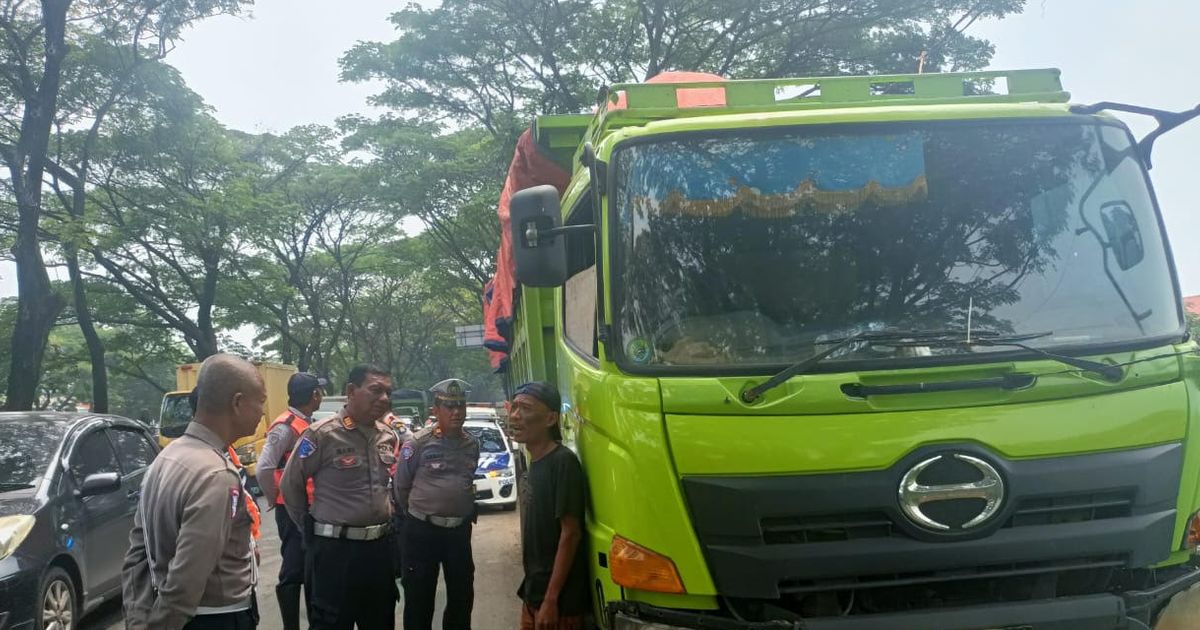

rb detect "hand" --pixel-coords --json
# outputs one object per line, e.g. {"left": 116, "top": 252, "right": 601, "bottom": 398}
{"left": 535, "top": 598, "right": 560, "bottom": 630}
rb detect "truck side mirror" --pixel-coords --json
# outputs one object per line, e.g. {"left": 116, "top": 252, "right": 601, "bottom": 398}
{"left": 511, "top": 185, "right": 568, "bottom": 287}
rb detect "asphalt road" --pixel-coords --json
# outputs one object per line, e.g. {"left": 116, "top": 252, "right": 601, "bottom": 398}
{"left": 80, "top": 503, "right": 523, "bottom": 630}
{"left": 78, "top": 499, "right": 1200, "bottom": 629}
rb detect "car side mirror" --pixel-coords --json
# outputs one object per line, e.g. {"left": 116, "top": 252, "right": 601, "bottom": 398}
{"left": 76, "top": 472, "right": 121, "bottom": 498}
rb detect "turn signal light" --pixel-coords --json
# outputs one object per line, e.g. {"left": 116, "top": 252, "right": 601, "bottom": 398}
{"left": 1186, "top": 511, "right": 1200, "bottom": 550}
{"left": 610, "top": 535, "right": 685, "bottom": 594}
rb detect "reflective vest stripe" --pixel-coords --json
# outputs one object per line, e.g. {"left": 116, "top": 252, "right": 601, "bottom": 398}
{"left": 270, "top": 412, "right": 314, "bottom": 506}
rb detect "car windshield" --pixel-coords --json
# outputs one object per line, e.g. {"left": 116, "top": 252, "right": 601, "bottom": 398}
{"left": 465, "top": 426, "right": 507, "bottom": 453}
{"left": 613, "top": 121, "right": 1180, "bottom": 369}
{"left": 0, "top": 422, "right": 66, "bottom": 488}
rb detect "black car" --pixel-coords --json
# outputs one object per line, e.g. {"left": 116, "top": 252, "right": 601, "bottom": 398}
{"left": 0, "top": 412, "right": 159, "bottom": 630}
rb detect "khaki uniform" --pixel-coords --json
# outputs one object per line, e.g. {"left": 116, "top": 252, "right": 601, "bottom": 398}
{"left": 279, "top": 411, "right": 398, "bottom": 528}
{"left": 395, "top": 425, "right": 480, "bottom": 630}
{"left": 278, "top": 410, "right": 399, "bottom": 629}
{"left": 394, "top": 427, "right": 480, "bottom": 519}
{"left": 121, "top": 423, "right": 255, "bottom": 630}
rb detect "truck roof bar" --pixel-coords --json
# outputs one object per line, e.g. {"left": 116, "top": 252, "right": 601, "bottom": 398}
{"left": 534, "top": 69, "right": 1070, "bottom": 171}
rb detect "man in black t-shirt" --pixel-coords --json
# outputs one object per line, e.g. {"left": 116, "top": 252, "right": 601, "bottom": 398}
{"left": 507, "top": 382, "right": 589, "bottom": 630}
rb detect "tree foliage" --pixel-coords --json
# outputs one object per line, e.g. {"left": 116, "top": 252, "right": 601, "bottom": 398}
{"left": 0, "top": 0, "right": 1032, "bottom": 414}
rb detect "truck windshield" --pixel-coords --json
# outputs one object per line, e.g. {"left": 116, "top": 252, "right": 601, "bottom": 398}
{"left": 613, "top": 120, "right": 1180, "bottom": 369}
{"left": 160, "top": 393, "right": 193, "bottom": 439}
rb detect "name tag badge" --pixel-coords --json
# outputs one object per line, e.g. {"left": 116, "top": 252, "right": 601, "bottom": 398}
{"left": 335, "top": 454, "right": 361, "bottom": 469}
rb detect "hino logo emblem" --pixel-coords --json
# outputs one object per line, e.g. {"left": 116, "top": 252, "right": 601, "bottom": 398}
{"left": 898, "top": 454, "right": 1005, "bottom": 531}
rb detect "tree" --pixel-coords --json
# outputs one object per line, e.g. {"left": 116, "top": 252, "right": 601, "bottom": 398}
{"left": 340, "top": 0, "right": 1025, "bottom": 137}
{"left": 342, "top": 118, "right": 506, "bottom": 294}
{"left": 226, "top": 145, "right": 394, "bottom": 374}
{"left": 83, "top": 112, "right": 275, "bottom": 360}
{"left": 43, "top": 40, "right": 202, "bottom": 412}
{"left": 0, "top": 0, "right": 249, "bottom": 409}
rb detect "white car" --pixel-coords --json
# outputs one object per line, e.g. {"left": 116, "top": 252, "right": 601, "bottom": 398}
{"left": 312, "top": 396, "right": 346, "bottom": 422}
{"left": 465, "top": 405, "right": 500, "bottom": 423}
{"left": 464, "top": 419, "right": 517, "bottom": 509}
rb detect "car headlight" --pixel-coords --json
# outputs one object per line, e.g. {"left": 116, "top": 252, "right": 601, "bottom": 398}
{"left": 0, "top": 515, "right": 35, "bottom": 561}
{"left": 487, "top": 467, "right": 516, "bottom": 479}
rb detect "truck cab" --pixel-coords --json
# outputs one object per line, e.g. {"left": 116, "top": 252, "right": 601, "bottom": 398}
{"left": 497, "top": 69, "right": 1200, "bottom": 628}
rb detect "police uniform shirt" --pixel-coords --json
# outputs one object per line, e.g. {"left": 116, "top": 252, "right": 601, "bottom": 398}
{"left": 121, "top": 422, "right": 255, "bottom": 630}
{"left": 394, "top": 426, "right": 481, "bottom": 518}
{"left": 280, "top": 410, "right": 398, "bottom": 528}
{"left": 255, "top": 406, "right": 312, "bottom": 503}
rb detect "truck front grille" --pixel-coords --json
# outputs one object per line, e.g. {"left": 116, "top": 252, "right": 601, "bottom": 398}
{"left": 761, "top": 491, "right": 1136, "bottom": 545}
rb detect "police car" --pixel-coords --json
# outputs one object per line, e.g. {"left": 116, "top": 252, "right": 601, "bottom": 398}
{"left": 464, "top": 419, "right": 517, "bottom": 510}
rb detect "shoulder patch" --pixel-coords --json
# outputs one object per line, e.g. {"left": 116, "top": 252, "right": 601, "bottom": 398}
{"left": 296, "top": 437, "right": 316, "bottom": 458}
{"left": 401, "top": 442, "right": 415, "bottom": 461}
{"left": 229, "top": 485, "right": 240, "bottom": 519}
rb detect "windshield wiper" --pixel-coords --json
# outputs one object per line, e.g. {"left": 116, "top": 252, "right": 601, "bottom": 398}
{"left": 740, "top": 329, "right": 1121, "bottom": 403}
{"left": 0, "top": 482, "right": 34, "bottom": 491}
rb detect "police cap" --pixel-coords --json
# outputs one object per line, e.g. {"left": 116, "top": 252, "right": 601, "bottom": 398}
{"left": 430, "top": 378, "right": 470, "bottom": 405}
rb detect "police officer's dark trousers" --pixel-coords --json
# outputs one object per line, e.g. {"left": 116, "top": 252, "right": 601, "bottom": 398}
{"left": 403, "top": 518, "right": 474, "bottom": 630}
{"left": 274, "top": 507, "right": 308, "bottom": 630}
{"left": 308, "top": 534, "right": 396, "bottom": 630}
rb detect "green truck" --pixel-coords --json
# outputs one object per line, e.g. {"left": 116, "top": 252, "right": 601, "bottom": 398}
{"left": 497, "top": 68, "right": 1200, "bottom": 628}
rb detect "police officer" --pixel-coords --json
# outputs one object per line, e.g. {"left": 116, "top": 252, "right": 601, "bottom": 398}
{"left": 122, "top": 354, "right": 266, "bottom": 630}
{"left": 395, "top": 378, "right": 481, "bottom": 630}
{"left": 385, "top": 411, "right": 415, "bottom": 590}
{"left": 255, "top": 372, "right": 326, "bottom": 630}
{"left": 280, "top": 364, "right": 399, "bottom": 630}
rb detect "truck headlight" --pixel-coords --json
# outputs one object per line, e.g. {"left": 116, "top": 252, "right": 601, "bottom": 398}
{"left": 0, "top": 515, "right": 35, "bottom": 561}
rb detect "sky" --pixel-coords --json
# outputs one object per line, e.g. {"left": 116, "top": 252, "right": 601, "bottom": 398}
{"left": 0, "top": 0, "right": 1197, "bottom": 303}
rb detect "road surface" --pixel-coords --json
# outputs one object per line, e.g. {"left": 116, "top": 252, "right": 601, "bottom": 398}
{"left": 80, "top": 500, "right": 1200, "bottom": 629}
{"left": 80, "top": 504, "right": 522, "bottom": 630}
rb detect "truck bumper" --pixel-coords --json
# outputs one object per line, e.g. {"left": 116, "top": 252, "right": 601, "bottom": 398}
{"left": 610, "top": 565, "right": 1200, "bottom": 630}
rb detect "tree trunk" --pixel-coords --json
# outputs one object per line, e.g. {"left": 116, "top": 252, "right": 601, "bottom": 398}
{"left": 3, "top": 0, "right": 72, "bottom": 410}
{"left": 66, "top": 248, "right": 107, "bottom": 412}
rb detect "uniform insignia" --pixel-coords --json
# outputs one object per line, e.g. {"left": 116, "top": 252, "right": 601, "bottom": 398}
{"left": 401, "top": 443, "right": 414, "bottom": 460}
{"left": 341, "top": 416, "right": 355, "bottom": 429}
{"left": 229, "top": 486, "right": 240, "bottom": 519}
{"left": 336, "top": 454, "right": 360, "bottom": 469}
{"left": 297, "top": 437, "right": 315, "bottom": 458}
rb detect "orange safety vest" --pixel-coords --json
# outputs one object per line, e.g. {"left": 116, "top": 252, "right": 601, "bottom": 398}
{"left": 225, "top": 446, "right": 261, "bottom": 540}
{"left": 269, "top": 411, "right": 315, "bottom": 506}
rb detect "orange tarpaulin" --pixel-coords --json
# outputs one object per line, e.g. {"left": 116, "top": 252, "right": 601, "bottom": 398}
{"left": 483, "top": 127, "right": 571, "bottom": 371}
{"left": 485, "top": 72, "right": 727, "bottom": 373}
{"left": 607, "top": 70, "right": 727, "bottom": 110}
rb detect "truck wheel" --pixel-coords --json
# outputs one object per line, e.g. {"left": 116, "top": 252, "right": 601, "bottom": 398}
{"left": 38, "top": 566, "right": 76, "bottom": 630}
